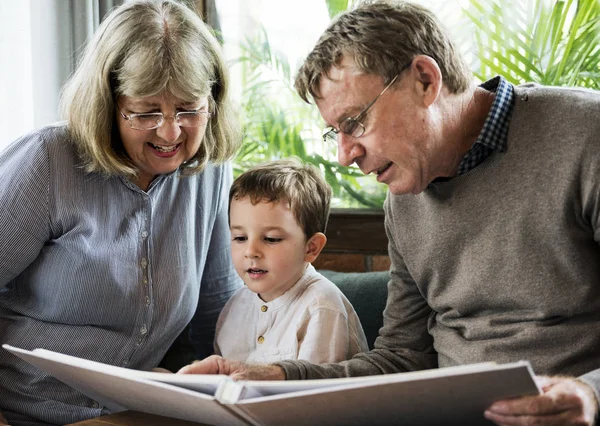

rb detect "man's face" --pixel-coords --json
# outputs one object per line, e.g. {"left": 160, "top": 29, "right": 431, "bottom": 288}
{"left": 315, "top": 57, "right": 438, "bottom": 195}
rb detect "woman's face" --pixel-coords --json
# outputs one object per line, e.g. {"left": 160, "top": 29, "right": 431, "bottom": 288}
{"left": 116, "top": 92, "right": 210, "bottom": 190}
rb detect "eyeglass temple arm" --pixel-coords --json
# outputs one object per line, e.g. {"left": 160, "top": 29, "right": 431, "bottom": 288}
{"left": 353, "top": 73, "right": 400, "bottom": 122}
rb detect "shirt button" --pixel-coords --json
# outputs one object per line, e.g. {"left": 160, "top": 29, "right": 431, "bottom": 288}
{"left": 140, "top": 325, "right": 148, "bottom": 335}
{"left": 91, "top": 401, "right": 100, "bottom": 409}
{"left": 121, "top": 360, "right": 128, "bottom": 367}
{"left": 260, "top": 305, "right": 268, "bottom": 312}
{"left": 145, "top": 296, "right": 150, "bottom": 306}
{"left": 141, "top": 231, "right": 148, "bottom": 238}
{"left": 141, "top": 258, "right": 148, "bottom": 268}
{"left": 257, "top": 336, "right": 265, "bottom": 344}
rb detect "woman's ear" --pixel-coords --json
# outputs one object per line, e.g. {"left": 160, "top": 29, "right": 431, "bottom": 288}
{"left": 409, "top": 55, "right": 443, "bottom": 107}
{"left": 304, "top": 232, "right": 327, "bottom": 263}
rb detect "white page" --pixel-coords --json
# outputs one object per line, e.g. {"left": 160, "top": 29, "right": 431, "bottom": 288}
{"left": 3, "top": 344, "right": 540, "bottom": 426}
{"left": 172, "top": 361, "right": 505, "bottom": 402}
{"left": 12, "top": 346, "right": 225, "bottom": 394}
{"left": 3, "top": 345, "right": 247, "bottom": 426}
{"left": 233, "top": 362, "right": 540, "bottom": 426}
{"left": 233, "top": 361, "right": 503, "bottom": 397}
{"left": 7, "top": 345, "right": 508, "bottom": 400}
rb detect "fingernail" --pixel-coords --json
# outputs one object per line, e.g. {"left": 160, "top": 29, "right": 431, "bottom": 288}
{"left": 488, "top": 402, "right": 504, "bottom": 412}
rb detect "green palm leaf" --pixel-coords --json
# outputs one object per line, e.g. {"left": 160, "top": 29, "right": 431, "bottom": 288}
{"left": 325, "top": 0, "right": 351, "bottom": 19}
{"left": 232, "top": 22, "right": 386, "bottom": 206}
{"left": 233, "top": 0, "right": 600, "bottom": 207}
{"left": 462, "top": 0, "right": 600, "bottom": 88}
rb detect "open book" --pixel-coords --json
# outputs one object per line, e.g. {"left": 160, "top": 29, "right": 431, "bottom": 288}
{"left": 3, "top": 344, "right": 539, "bottom": 426}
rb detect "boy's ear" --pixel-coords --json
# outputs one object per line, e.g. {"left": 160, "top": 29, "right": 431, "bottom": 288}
{"left": 304, "top": 232, "right": 327, "bottom": 263}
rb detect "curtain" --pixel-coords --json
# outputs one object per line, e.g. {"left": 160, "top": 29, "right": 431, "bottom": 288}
{"left": 0, "top": 0, "right": 122, "bottom": 149}
{"left": 202, "top": 0, "right": 222, "bottom": 41}
{"left": 69, "top": 0, "right": 124, "bottom": 73}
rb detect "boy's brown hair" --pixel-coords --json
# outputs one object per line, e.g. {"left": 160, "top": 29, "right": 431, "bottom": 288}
{"left": 229, "top": 159, "right": 332, "bottom": 239}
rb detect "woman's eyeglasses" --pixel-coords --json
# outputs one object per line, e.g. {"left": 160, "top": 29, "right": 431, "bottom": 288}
{"left": 119, "top": 109, "right": 211, "bottom": 131}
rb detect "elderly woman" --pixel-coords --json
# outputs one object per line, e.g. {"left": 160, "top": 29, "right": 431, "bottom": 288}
{"left": 0, "top": 1, "right": 242, "bottom": 425}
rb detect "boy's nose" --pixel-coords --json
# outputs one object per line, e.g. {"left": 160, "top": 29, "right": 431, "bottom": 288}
{"left": 245, "top": 245, "right": 260, "bottom": 259}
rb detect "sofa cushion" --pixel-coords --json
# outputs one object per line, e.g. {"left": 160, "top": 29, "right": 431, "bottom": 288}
{"left": 319, "top": 270, "right": 389, "bottom": 350}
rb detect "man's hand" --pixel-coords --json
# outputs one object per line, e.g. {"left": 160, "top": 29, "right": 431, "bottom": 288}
{"left": 485, "top": 376, "right": 598, "bottom": 425}
{"left": 177, "top": 355, "right": 286, "bottom": 381}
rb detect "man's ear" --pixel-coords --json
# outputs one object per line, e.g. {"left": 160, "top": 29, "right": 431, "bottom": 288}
{"left": 304, "top": 232, "right": 327, "bottom": 263}
{"left": 409, "top": 55, "right": 443, "bottom": 107}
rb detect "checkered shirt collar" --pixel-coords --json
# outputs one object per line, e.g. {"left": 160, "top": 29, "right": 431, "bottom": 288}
{"left": 456, "top": 76, "right": 515, "bottom": 175}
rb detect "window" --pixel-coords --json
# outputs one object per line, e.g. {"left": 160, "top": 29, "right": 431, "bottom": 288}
{"left": 214, "top": 0, "right": 600, "bottom": 208}
{"left": 0, "top": 1, "right": 114, "bottom": 151}
{"left": 0, "top": 2, "right": 34, "bottom": 148}
{"left": 216, "top": 0, "right": 388, "bottom": 208}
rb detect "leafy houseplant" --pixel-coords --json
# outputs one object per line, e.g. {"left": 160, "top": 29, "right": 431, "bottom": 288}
{"left": 462, "top": 0, "right": 600, "bottom": 88}
{"left": 233, "top": 24, "right": 386, "bottom": 208}
{"left": 232, "top": 0, "right": 600, "bottom": 208}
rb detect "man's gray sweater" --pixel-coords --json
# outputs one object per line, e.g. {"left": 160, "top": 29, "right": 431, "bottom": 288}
{"left": 279, "top": 83, "right": 600, "bottom": 400}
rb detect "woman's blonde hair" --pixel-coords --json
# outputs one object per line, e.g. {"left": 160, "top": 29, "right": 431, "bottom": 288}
{"left": 229, "top": 159, "right": 332, "bottom": 240}
{"left": 295, "top": 0, "right": 471, "bottom": 102}
{"left": 60, "top": 0, "right": 240, "bottom": 177}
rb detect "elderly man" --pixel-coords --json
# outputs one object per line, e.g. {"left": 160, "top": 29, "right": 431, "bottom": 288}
{"left": 180, "top": 1, "right": 600, "bottom": 424}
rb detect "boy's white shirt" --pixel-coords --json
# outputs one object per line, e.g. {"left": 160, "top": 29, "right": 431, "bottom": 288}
{"left": 214, "top": 264, "right": 369, "bottom": 364}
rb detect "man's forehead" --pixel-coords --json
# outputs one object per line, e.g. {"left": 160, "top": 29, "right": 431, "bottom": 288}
{"left": 320, "top": 57, "right": 365, "bottom": 88}
{"left": 316, "top": 74, "right": 375, "bottom": 126}
{"left": 317, "top": 61, "right": 383, "bottom": 104}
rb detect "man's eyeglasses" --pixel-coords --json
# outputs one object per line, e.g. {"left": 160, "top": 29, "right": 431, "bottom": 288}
{"left": 119, "top": 109, "right": 211, "bottom": 131}
{"left": 322, "top": 63, "right": 410, "bottom": 144}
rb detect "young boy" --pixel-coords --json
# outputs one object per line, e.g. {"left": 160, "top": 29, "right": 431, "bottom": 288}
{"left": 215, "top": 159, "right": 368, "bottom": 364}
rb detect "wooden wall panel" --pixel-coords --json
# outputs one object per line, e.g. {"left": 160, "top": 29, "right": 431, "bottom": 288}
{"left": 313, "top": 209, "right": 390, "bottom": 272}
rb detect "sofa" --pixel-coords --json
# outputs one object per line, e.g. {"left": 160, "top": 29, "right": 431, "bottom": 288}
{"left": 319, "top": 270, "right": 389, "bottom": 350}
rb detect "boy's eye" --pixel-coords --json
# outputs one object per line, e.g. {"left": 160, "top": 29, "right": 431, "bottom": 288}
{"left": 232, "top": 236, "right": 247, "bottom": 242}
{"left": 264, "top": 237, "right": 282, "bottom": 244}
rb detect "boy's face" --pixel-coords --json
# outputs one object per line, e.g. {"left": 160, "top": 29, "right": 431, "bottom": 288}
{"left": 229, "top": 197, "right": 318, "bottom": 302}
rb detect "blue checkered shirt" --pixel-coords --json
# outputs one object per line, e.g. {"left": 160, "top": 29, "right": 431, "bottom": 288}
{"left": 456, "top": 76, "right": 514, "bottom": 175}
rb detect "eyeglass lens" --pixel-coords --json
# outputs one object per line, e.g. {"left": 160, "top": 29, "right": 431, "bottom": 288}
{"left": 131, "top": 112, "right": 208, "bottom": 130}
{"left": 321, "top": 62, "right": 410, "bottom": 144}
{"left": 340, "top": 118, "right": 363, "bottom": 137}
{"left": 323, "top": 118, "right": 364, "bottom": 144}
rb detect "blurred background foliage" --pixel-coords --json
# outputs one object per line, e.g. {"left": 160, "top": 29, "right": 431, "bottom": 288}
{"left": 232, "top": 0, "right": 600, "bottom": 208}
{"left": 465, "top": 0, "right": 600, "bottom": 88}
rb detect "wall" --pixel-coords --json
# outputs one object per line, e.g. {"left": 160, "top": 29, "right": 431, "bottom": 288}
{"left": 312, "top": 209, "right": 390, "bottom": 273}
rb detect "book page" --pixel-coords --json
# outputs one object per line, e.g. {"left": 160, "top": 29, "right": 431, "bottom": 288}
{"left": 224, "top": 361, "right": 505, "bottom": 398}
{"left": 3, "top": 345, "right": 248, "bottom": 426}
{"left": 3, "top": 344, "right": 540, "bottom": 426}
{"left": 13, "top": 346, "right": 225, "bottom": 395}
{"left": 233, "top": 362, "right": 539, "bottom": 426}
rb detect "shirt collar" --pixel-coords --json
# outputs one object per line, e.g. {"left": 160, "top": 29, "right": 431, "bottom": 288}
{"left": 429, "top": 76, "right": 514, "bottom": 185}
{"left": 472, "top": 75, "right": 514, "bottom": 153}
